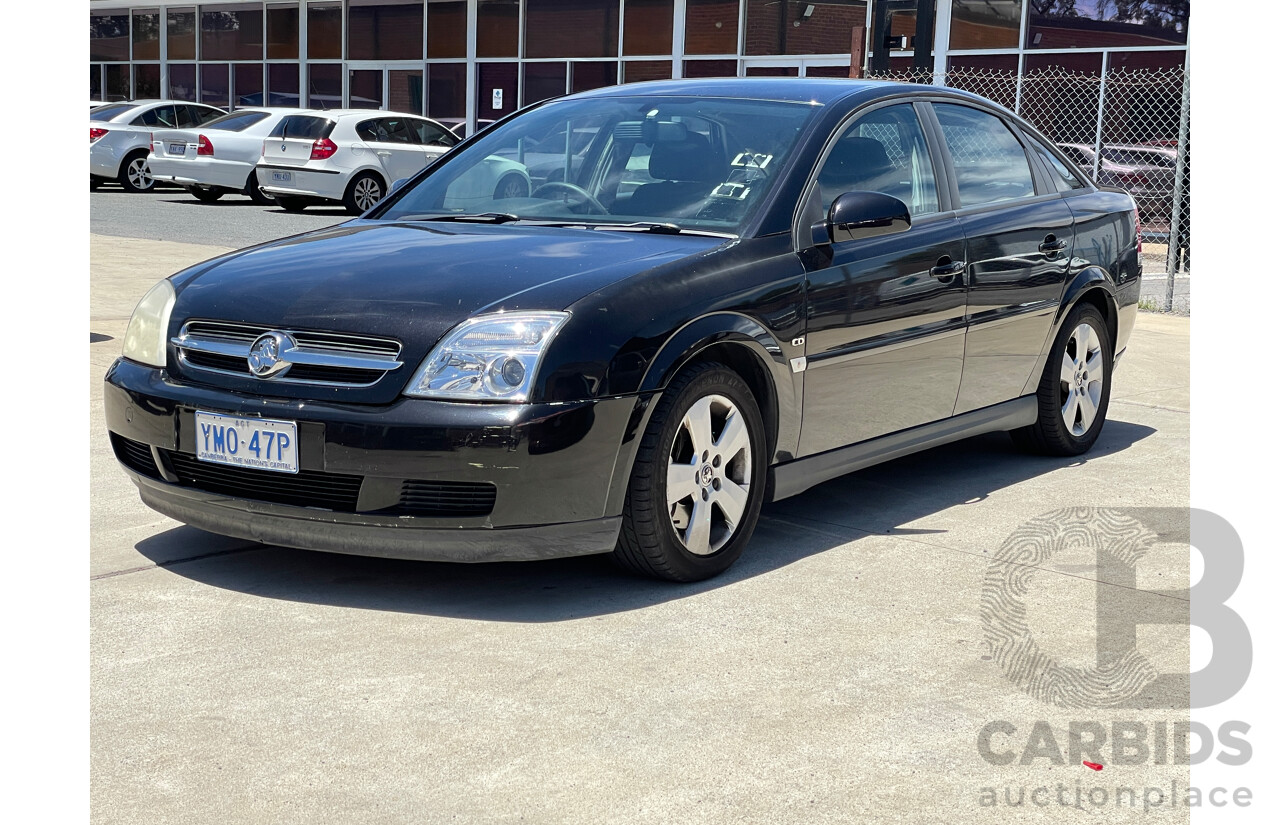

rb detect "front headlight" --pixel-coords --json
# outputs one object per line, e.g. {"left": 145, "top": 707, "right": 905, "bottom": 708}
{"left": 121, "top": 279, "right": 176, "bottom": 368}
{"left": 403, "top": 311, "right": 569, "bottom": 402}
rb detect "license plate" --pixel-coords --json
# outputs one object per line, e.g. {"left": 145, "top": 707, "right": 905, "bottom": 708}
{"left": 195, "top": 411, "right": 299, "bottom": 474}
{"left": 168, "top": 143, "right": 186, "bottom": 155}
{"left": 271, "top": 170, "right": 293, "bottom": 183}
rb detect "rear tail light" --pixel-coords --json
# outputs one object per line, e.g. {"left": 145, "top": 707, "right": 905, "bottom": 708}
{"left": 310, "top": 137, "right": 338, "bottom": 160}
{"left": 1134, "top": 206, "right": 1142, "bottom": 253}
{"left": 197, "top": 134, "right": 214, "bottom": 156}
{"left": 90, "top": 127, "right": 108, "bottom": 143}
{"left": 261, "top": 140, "right": 267, "bottom": 157}
{"left": 148, "top": 132, "right": 155, "bottom": 154}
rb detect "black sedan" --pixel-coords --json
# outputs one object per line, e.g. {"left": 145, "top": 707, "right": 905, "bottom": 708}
{"left": 106, "top": 78, "right": 1141, "bottom": 582}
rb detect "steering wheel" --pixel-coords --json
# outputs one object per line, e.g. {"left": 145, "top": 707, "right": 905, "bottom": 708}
{"left": 531, "top": 181, "right": 608, "bottom": 214}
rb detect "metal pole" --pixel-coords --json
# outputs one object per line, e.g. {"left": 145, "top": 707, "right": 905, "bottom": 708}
{"left": 1164, "top": 61, "right": 1191, "bottom": 311}
{"left": 1091, "top": 52, "right": 1109, "bottom": 182}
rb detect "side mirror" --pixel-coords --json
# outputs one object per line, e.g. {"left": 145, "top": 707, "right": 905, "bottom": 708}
{"left": 390, "top": 178, "right": 410, "bottom": 194}
{"left": 827, "top": 191, "right": 911, "bottom": 244}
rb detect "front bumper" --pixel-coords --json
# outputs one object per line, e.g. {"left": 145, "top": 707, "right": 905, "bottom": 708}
{"left": 105, "top": 358, "right": 652, "bottom": 563}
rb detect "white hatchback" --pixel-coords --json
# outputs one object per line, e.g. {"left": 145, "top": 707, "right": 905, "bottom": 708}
{"left": 256, "top": 110, "right": 463, "bottom": 214}
{"left": 149, "top": 108, "right": 309, "bottom": 204}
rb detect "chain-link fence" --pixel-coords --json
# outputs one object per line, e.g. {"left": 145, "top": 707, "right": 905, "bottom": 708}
{"left": 867, "top": 65, "right": 1190, "bottom": 311}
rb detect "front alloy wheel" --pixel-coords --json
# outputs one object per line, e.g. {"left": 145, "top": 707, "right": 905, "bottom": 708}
{"left": 614, "top": 362, "right": 767, "bottom": 581}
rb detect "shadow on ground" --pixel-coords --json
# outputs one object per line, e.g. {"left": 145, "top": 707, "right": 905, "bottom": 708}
{"left": 134, "top": 420, "right": 1155, "bottom": 622}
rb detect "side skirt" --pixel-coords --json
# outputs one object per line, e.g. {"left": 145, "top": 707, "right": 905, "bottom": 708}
{"left": 769, "top": 395, "right": 1038, "bottom": 502}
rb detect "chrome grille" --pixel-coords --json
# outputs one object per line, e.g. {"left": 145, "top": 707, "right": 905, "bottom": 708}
{"left": 173, "top": 320, "right": 403, "bottom": 387}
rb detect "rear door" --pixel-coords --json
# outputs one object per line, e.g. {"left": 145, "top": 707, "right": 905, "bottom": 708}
{"left": 926, "top": 101, "right": 1076, "bottom": 415}
{"left": 409, "top": 117, "right": 459, "bottom": 166}
{"left": 355, "top": 117, "right": 427, "bottom": 181}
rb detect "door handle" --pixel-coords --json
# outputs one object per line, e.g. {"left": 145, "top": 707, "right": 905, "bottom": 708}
{"left": 1039, "top": 235, "right": 1068, "bottom": 254}
{"left": 376, "top": 150, "right": 392, "bottom": 157}
{"left": 930, "top": 256, "right": 966, "bottom": 281}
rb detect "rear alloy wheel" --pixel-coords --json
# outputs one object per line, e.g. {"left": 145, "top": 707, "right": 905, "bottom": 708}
{"left": 275, "top": 195, "right": 308, "bottom": 213}
{"left": 188, "top": 186, "right": 223, "bottom": 203}
{"left": 1012, "top": 302, "right": 1113, "bottom": 456}
{"left": 493, "top": 173, "right": 529, "bottom": 201}
{"left": 614, "top": 362, "right": 767, "bottom": 582}
{"left": 343, "top": 173, "right": 385, "bottom": 215}
{"left": 245, "top": 171, "right": 275, "bottom": 205}
{"left": 118, "top": 153, "right": 154, "bottom": 193}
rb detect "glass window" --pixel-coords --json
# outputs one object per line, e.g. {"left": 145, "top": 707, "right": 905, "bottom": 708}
{"left": 1027, "top": 137, "right": 1085, "bottom": 192}
{"left": 390, "top": 69, "right": 425, "bottom": 115}
{"left": 203, "top": 110, "right": 271, "bottom": 131}
{"left": 132, "top": 105, "right": 179, "bottom": 128}
{"left": 235, "top": 64, "right": 264, "bottom": 108}
{"left": 426, "top": 64, "right": 467, "bottom": 118}
{"left": 134, "top": 64, "right": 162, "bottom": 99}
{"left": 348, "top": 0, "right": 423, "bottom": 61}
{"left": 478, "top": 0, "right": 519, "bottom": 58}
{"left": 105, "top": 65, "right": 131, "bottom": 101}
{"left": 357, "top": 117, "right": 418, "bottom": 144}
{"left": 683, "top": 59, "right": 737, "bottom": 78}
{"left": 624, "top": 0, "right": 673, "bottom": 55}
{"left": 350, "top": 70, "right": 385, "bottom": 109}
{"left": 409, "top": 119, "right": 458, "bottom": 146}
{"left": 201, "top": 4, "right": 264, "bottom": 61}
{"left": 308, "top": 64, "right": 343, "bottom": 109}
{"left": 933, "top": 103, "right": 1036, "bottom": 208}
{"left": 308, "top": 2, "right": 342, "bottom": 59}
{"left": 268, "top": 63, "right": 300, "bottom": 106}
{"left": 816, "top": 104, "right": 938, "bottom": 215}
{"left": 378, "top": 94, "right": 819, "bottom": 235}
{"left": 90, "top": 66, "right": 103, "bottom": 101}
{"left": 525, "top": 63, "right": 568, "bottom": 106}
{"left": 167, "top": 7, "right": 197, "bottom": 60}
{"left": 572, "top": 62, "right": 618, "bottom": 93}
{"left": 267, "top": 3, "right": 299, "bottom": 59}
{"left": 90, "top": 11, "right": 130, "bottom": 62}
{"left": 200, "top": 64, "right": 230, "bottom": 109}
{"left": 745, "top": 0, "right": 866, "bottom": 56}
{"left": 949, "top": 0, "right": 1019, "bottom": 50}
{"left": 169, "top": 65, "right": 197, "bottom": 101}
{"left": 805, "top": 65, "right": 854, "bottom": 78}
{"left": 623, "top": 60, "right": 672, "bottom": 83}
{"left": 685, "top": 0, "right": 739, "bottom": 55}
{"left": 93, "top": 103, "right": 135, "bottom": 121}
{"left": 526, "top": 0, "right": 620, "bottom": 59}
{"left": 132, "top": 9, "right": 161, "bottom": 60}
{"left": 478, "top": 63, "right": 519, "bottom": 119}
{"left": 1029, "top": 1, "right": 1188, "bottom": 49}
{"left": 427, "top": 1, "right": 466, "bottom": 58}
{"left": 269, "top": 115, "right": 335, "bottom": 140}
{"left": 176, "top": 104, "right": 224, "bottom": 128}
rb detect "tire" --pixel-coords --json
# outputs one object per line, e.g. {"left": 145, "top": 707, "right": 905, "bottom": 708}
{"left": 613, "top": 362, "right": 768, "bottom": 582}
{"left": 117, "top": 152, "right": 154, "bottom": 193}
{"left": 493, "top": 172, "right": 530, "bottom": 201}
{"left": 188, "top": 186, "right": 223, "bottom": 203}
{"left": 244, "top": 171, "right": 275, "bottom": 205}
{"left": 89, "top": 176, "right": 101, "bottom": 192}
{"left": 1011, "top": 302, "right": 1113, "bottom": 456}
{"left": 343, "top": 172, "right": 385, "bottom": 215}
{"left": 275, "top": 195, "right": 308, "bottom": 213}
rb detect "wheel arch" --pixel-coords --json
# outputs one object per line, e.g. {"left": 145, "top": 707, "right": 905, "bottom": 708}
{"left": 1021, "top": 266, "right": 1119, "bottom": 397}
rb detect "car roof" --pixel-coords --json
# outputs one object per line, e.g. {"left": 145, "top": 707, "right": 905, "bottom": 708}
{"left": 293, "top": 108, "right": 436, "bottom": 119}
{"left": 568, "top": 77, "right": 931, "bottom": 106}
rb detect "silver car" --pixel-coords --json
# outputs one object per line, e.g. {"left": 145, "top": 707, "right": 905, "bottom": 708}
{"left": 90, "top": 100, "right": 226, "bottom": 192}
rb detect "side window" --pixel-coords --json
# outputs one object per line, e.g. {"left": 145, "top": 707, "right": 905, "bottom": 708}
{"left": 195, "top": 105, "right": 224, "bottom": 125}
{"left": 355, "top": 119, "right": 380, "bottom": 142}
{"left": 174, "top": 105, "right": 198, "bottom": 128}
{"left": 933, "top": 103, "right": 1036, "bottom": 208}
{"left": 131, "top": 105, "right": 177, "bottom": 128}
{"left": 815, "top": 103, "right": 939, "bottom": 216}
{"left": 1027, "top": 138, "right": 1085, "bottom": 193}
{"left": 379, "top": 118, "right": 416, "bottom": 144}
{"left": 410, "top": 119, "right": 457, "bottom": 147}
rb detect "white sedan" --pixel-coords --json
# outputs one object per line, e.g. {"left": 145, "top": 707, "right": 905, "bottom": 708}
{"left": 256, "top": 110, "right": 465, "bottom": 214}
{"left": 149, "top": 108, "right": 309, "bottom": 204}
{"left": 90, "top": 100, "right": 226, "bottom": 192}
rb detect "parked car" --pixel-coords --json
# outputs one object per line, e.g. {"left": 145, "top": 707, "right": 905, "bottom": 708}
{"left": 105, "top": 78, "right": 1141, "bottom": 582}
{"left": 90, "top": 100, "right": 227, "bottom": 192}
{"left": 256, "top": 110, "right": 461, "bottom": 214}
{"left": 148, "top": 108, "right": 309, "bottom": 204}
{"left": 1056, "top": 142, "right": 1176, "bottom": 225}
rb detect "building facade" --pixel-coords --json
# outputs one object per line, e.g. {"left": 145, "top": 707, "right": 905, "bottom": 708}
{"left": 90, "top": 1, "right": 1189, "bottom": 130}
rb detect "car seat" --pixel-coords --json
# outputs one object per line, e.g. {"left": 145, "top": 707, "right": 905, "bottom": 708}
{"left": 624, "top": 130, "right": 723, "bottom": 219}
{"left": 817, "top": 136, "right": 902, "bottom": 208}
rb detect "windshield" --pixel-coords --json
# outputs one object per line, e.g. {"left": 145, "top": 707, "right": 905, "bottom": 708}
{"left": 374, "top": 95, "right": 820, "bottom": 234}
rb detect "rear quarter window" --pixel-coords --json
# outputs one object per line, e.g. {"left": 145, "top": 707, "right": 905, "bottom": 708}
{"left": 268, "top": 115, "right": 335, "bottom": 140}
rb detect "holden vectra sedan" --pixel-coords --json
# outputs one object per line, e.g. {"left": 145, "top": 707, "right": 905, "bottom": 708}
{"left": 106, "top": 79, "right": 1140, "bottom": 582}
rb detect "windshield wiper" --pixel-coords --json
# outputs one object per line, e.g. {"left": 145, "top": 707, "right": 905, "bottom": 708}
{"left": 588, "top": 222, "right": 737, "bottom": 239}
{"left": 394, "top": 212, "right": 523, "bottom": 224}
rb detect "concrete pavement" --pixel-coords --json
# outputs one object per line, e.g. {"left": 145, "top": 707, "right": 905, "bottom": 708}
{"left": 91, "top": 233, "right": 1192, "bottom": 824}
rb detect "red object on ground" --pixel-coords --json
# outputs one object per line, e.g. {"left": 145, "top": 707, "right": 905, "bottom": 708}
{"left": 1083, "top": 761, "right": 1104, "bottom": 771}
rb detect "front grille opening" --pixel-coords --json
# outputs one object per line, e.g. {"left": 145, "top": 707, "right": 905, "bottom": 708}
{"left": 110, "top": 433, "right": 162, "bottom": 479}
{"left": 390, "top": 480, "right": 497, "bottom": 517}
{"left": 162, "top": 450, "right": 363, "bottom": 512}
